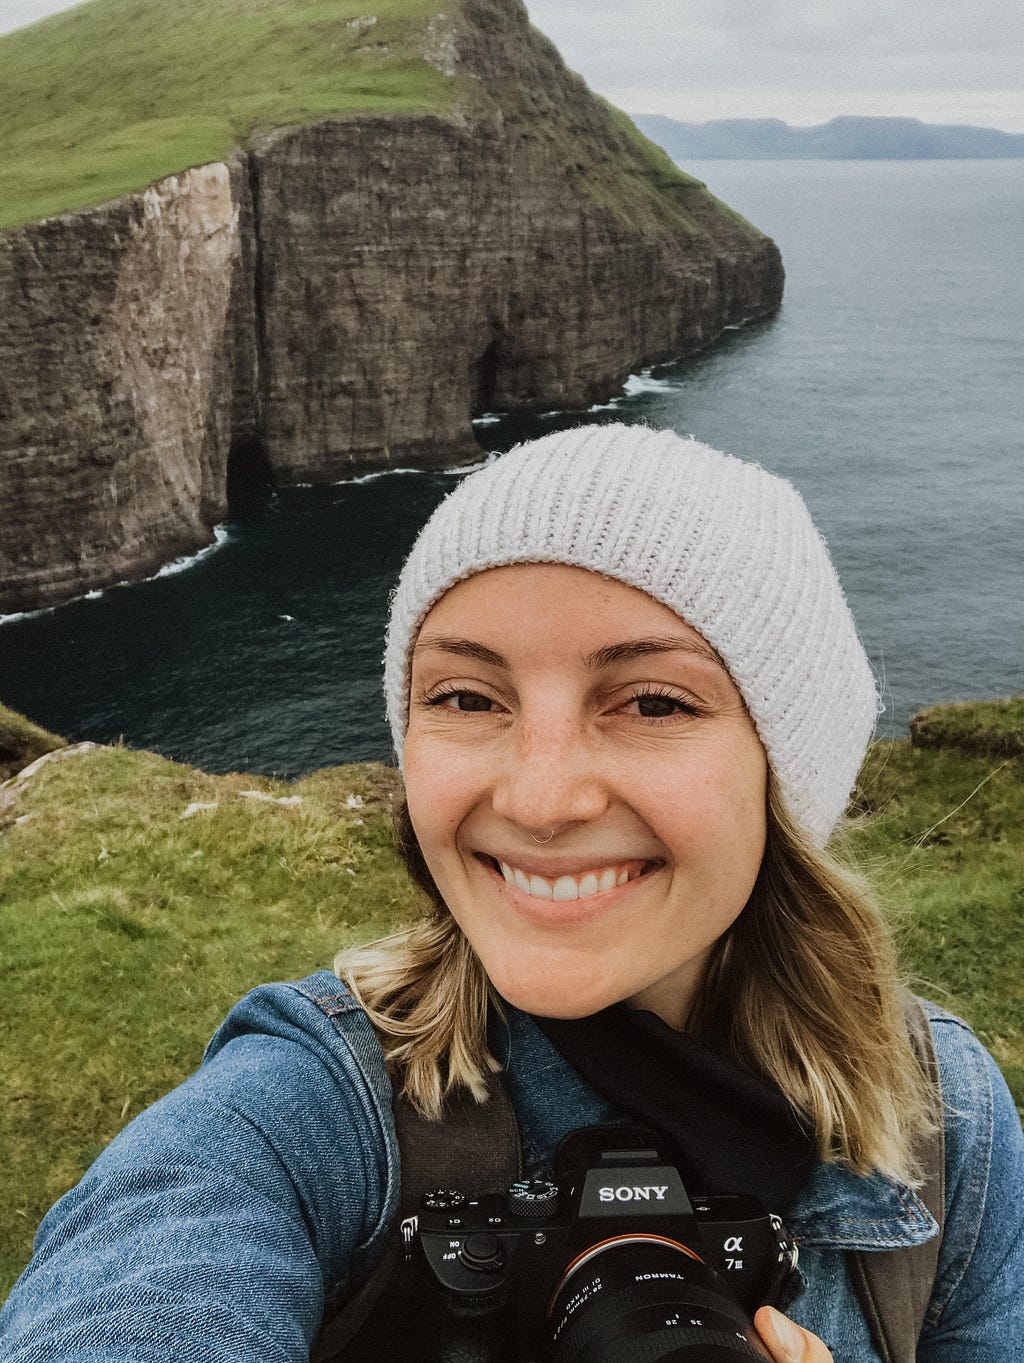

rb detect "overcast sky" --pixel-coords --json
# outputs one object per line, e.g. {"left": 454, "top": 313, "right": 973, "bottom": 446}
{"left": 3, "top": 0, "right": 1023, "bottom": 132}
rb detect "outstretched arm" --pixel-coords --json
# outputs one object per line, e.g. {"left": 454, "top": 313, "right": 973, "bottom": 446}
{"left": 0, "top": 980, "right": 395, "bottom": 1361}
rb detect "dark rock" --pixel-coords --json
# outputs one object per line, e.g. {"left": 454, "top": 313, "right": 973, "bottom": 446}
{"left": 0, "top": 159, "right": 251, "bottom": 612}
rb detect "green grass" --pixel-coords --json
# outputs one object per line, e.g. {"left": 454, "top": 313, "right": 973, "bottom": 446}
{"left": 0, "top": 703, "right": 64, "bottom": 781}
{"left": 850, "top": 739, "right": 1023, "bottom": 1103}
{"left": 0, "top": 744, "right": 410, "bottom": 1293}
{"left": 908, "top": 695, "right": 1024, "bottom": 758}
{"left": 1, "top": 707, "right": 1021, "bottom": 1295}
{"left": 0, "top": 0, "right": 462, "bottom": 230}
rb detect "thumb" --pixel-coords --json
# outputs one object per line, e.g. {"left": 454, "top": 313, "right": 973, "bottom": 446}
{"left": 754, "top": 1305, "right": 834, "bottom": 1363}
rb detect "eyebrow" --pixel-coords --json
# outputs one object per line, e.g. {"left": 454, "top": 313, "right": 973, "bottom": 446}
{"left": 415, "top": 633, "right": 726, "bottom": 671}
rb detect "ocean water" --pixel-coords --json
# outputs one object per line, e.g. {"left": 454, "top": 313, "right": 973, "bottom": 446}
{"left": 1, "top": 159, "right": 1021, "bottom": 775}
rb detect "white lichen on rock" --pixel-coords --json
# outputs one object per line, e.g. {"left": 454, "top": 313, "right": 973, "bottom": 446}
{"left": 423, "top": 13, "right": 458, "bottom": 76}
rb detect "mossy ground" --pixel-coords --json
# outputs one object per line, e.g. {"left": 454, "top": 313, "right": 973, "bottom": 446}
{"left": 0, "top": 704, "right": 64, "bottom": 781}
{"left": 1, "top": 706, "right": 1020, "bottom": 1295}
{"left": 0, "top": 0, "right": 461, "bottom": 230}
{"left": 908, "top": 695, "right": 1024, "bottom": 758}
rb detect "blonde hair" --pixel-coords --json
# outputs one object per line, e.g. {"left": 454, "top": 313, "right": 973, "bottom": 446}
{"left": 336, "top": 778, "right": 935, "bottom": 1186}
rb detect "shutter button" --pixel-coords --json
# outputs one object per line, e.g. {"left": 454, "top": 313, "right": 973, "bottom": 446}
{"left": 458, "top": 1232, "right": 504, "bottom": 1273}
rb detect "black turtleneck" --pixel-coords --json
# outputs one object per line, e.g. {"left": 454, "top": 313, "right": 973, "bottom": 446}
{"left": 534, "top": 1004, "right": 817, "bottom": 1213}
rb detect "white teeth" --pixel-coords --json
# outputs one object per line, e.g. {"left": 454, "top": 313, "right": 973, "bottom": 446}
{"left": 494, "top": 858, "right": 649, "bottom": 902}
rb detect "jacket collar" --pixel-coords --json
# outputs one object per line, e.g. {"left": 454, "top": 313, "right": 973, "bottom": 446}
{"left": 788, "top": 1158, "right": 939, "bottom": 1250}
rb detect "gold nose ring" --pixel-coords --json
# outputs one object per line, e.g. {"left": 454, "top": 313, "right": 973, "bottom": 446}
{"left": 531, "top": 829, "right": 555, "bottom": 844}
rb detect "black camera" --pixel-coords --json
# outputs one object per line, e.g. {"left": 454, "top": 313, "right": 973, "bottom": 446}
{"left": 410, "top": 1126, "right": 801, "bottom": 1362}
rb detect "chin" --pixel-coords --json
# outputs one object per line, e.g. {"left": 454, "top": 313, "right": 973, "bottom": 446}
{"left": 487, "top": 963, "right": 620, "bottom": 1020}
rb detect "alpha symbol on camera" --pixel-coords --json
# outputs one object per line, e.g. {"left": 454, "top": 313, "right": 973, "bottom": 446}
{"left": 723, "top": 1236, "right": 744, "bottom": 1253}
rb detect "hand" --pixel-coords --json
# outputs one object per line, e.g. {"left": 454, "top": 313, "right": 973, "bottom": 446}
{"left": 754, "top": 1305, "right": 834, "bottom": 1363}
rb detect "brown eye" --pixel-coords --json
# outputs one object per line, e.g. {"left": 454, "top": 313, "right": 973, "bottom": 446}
{"left": 624, "top": 690, "right": 701, "bottom": 721}
{"left": 438, "top": 690, "right": 494, "bottom": 712}
{"left": 635, "top": 693, "right": 681, "bottom": 718}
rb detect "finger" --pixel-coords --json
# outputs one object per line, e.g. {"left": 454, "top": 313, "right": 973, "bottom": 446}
{"left": 754, "top": 1305, "right": 834, "bottom": 1363}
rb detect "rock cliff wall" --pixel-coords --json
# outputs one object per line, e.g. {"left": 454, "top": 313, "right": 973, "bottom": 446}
{"left": 0, "top": 0, "right": 783, "bottom": 613}
{"left": 0, "top": 161, "right": 253, "bottom": 610}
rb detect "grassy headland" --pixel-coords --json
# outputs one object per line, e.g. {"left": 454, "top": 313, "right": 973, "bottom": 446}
{"left": 0, "top": 0, "right": 704, "bottom": 234}
{"left": 0, "top": 0, "right": 463, "bottom": 230}
{"left": 0, "top": 703, "right": 64, "bottom": 782}
{"left": 1, "top": 701, "right": 1021, "bottom": 1293}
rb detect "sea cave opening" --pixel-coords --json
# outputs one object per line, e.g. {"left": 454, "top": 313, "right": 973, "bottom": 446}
{"left": 226, "top": 433, "right": 276, "bottom": 519}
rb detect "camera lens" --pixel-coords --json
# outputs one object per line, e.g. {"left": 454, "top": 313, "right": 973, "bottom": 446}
{"left": 547, "top": 1235, "right": 771, "bottom": 1363}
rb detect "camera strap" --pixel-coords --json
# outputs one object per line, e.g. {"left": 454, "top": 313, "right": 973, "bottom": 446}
{"left": 846, "top": 994, "right": 946, "bottom": 1363}
{"left": 312, "top": 1082, "right": 522, "bottom": 1363}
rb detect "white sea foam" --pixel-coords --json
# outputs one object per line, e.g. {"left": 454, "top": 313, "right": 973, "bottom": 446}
{"left": 0, "top": 526, "right": 231, "bottom": 627}
{"left": 441, "top": 452, "right": 499, "bottom": 476}
{"left": 152, "top": 525, "right": 230, "bottom": 579}
{"left": 586, "top": 366, "right": 681, "bottom": 413}
{"left": 341, "top": 466, "right": 424, "bottom": 486}
{"left": 472, "top": 413, "right": 502, "bottom": 426}
{"left": 621, "top": 368, "right": 679, "bottom": 396}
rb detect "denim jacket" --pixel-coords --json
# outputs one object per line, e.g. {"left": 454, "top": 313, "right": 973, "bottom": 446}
{"left": 2, "top": 971, "right": 1021, "bottom": 1361}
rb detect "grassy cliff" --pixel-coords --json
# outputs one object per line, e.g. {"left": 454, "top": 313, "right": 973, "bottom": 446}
{"left": 0, "top": 0, "right": 460, "bottom": 229}
{"left": 0, "top": 704, "right": 64, "bottom": 781}
{"left": 0, "top": 699, "right": 1021, "bottom": 1294}
{"left": 0, "top": 0, "right": 695, "bottom": 231}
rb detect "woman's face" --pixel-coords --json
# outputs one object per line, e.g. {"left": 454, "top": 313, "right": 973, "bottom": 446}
{"left": 403, "top": 564, "right": 768, "bottom": 1028}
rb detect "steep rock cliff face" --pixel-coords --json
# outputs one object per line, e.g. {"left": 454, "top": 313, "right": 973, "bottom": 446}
{"left": 0, "top": 0, "right": 782, "bottom": 613}
{"left": 0, "top": 161, "right": 254, "bottom": 611}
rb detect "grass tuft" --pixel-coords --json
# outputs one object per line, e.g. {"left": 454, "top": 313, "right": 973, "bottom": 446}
{"left": 908, "top": 696, "right": 1024, "bottom": 759}
{"left": 0, "top": 704, "right": 65, "bottom": 782}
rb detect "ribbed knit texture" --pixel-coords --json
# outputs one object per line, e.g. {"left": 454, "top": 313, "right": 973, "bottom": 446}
{"left": 384, "top": 424, "right": 880, "bottom": 845}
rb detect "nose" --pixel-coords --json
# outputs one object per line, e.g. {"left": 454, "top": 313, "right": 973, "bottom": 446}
{"left": 490, "top": 714, "right": 609, "bottom": 838}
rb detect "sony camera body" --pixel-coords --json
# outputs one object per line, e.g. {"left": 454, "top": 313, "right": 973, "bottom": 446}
{"left": 410, "top": 1126, "right": 801, "bottom": 1362}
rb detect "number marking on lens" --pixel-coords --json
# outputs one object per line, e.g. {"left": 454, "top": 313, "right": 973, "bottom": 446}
{"left": 546, "top": 1233, "right": 703, "bottom": 1317}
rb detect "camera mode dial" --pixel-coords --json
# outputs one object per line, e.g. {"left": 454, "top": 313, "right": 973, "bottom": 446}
{"left": 423, "top": 1189, "right": 467, "bottom": 1210}
{"left": 507, "top": 1178, "right": 559, "bottom": 1218}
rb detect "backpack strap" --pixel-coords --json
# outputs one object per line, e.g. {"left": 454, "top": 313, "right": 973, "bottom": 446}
{"left": 847, "top": 995, "right": 946, "bottom": 1363}
{"left": 311, "top": 1079, "right": 522, "bottom": 1362}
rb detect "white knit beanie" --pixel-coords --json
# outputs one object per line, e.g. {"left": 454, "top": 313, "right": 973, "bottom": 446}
{"left": 384, "top": 424, "right": 879, "bottom": 846}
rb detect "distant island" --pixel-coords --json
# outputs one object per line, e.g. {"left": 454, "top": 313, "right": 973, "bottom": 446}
{"left": 630, "top": 114, "right": 1024, "bottom": 160}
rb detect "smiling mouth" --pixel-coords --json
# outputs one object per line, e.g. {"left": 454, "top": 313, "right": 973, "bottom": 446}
{"left": 479, "top": 856, "right": 661, "bottom": 902}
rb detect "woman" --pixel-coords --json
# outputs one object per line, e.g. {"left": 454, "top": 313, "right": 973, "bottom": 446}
{"left": 2, "top": 424, "right": 1021, "bottom": 1362}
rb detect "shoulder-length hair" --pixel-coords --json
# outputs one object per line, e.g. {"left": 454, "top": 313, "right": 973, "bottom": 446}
{"left": 336, "top": 776, "right": 935, "bottom": 1186}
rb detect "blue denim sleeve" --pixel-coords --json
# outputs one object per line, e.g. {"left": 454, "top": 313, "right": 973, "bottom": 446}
{"left": 0, "top": 975, "right": 397, "bottom": 1362}
{"left": 921, "top": 1011, "right": 1024, "bottom": 1360}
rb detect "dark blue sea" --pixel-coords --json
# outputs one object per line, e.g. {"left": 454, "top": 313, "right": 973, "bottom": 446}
{"left": 2, "top": 159, "right": 1022, "bottom": 775}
